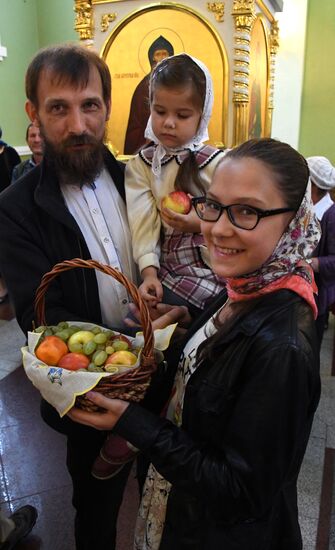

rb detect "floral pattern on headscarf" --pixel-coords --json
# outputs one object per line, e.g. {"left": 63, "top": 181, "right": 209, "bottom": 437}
{"left": 226, "top": 180, "right": 321, "bottom": 318}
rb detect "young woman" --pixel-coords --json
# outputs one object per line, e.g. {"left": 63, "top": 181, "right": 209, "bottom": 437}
{"left": 70, "top": 138, "right": 321, "bottom": 550}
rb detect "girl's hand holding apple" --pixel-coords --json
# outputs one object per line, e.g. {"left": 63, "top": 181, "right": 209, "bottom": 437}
{"left": 160, "top": 205, "right": 201, "bottom": 233}
{"left": 160, "top": 191, "right": 201, "bottom": 232}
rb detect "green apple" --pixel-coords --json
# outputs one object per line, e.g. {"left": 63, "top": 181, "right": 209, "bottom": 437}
{"left": 68, "top": 330, "right": 95, "bottom": 347}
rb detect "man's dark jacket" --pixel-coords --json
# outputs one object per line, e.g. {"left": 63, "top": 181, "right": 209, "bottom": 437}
{"left": 0, "top": 146, "right": 125, "bottom": 334}
{"left": 116, "top": 289, "right": 320, "bottom": 550}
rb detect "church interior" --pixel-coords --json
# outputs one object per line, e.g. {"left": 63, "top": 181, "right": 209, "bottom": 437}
{"left": 0, "top": 1, "right": 334, "bottom": 549}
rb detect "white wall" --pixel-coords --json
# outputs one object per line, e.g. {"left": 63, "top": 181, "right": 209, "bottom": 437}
{"left": 271, "top": 0, "right": 308, "bottom": 148}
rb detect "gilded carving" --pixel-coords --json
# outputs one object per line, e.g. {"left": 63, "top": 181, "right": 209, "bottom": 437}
{"left": 231, "top": 0, "right": 256, "bottom": 144}
{"left": 207, "top": 3, "right": 225, "bottom": 22}
{"left": 268, "top": 19, "right": 280, "bottom": 112}
{"left": 101, "top": 13, "right": 117, "bottom": 32}
{"left": 270, "top": 19, "right": 280, "bottom": 54}
{"left": 232, "top": 0, "right": 255, "bottom": 15}
{"left": 74, "top": 0, "right": 93, "bottom": 41}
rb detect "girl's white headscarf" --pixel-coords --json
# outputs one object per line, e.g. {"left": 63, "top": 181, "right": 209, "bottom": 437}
{"left": 144, "top": 53, "right": 214, "bottom": 176}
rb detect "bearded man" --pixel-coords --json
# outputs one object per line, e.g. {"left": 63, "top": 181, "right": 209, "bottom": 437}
{"left": 0, "top": 44, "right": 138, "bottom": 550}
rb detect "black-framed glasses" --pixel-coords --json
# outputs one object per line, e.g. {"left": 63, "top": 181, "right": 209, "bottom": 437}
{"left": 192, "top": 196, "right": 295, "bottom": 231}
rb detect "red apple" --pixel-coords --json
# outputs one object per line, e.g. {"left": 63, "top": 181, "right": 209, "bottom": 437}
{"left": 58, "top": 352, "right": 90, "bottom": 371}
{"left": 161, "top": 191, "right": 191, "bottom": 215}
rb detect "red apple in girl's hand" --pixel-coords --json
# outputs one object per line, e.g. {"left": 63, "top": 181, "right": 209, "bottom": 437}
{"left": 161, "top": 191, "right": 192, "bottom": 214}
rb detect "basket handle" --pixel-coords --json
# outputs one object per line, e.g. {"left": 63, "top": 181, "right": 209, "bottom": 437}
{"left": 34, "top": 258, "right": 154, "bottom": 364}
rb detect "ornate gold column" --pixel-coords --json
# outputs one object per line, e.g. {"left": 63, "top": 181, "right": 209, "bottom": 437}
{"left": 74, "top": 0, "right": 94, "bottom": 45}
{"left": 266, "top": 19, "right": 280, "bottom": 136}
{"left": 231, "top": 0, "right": 256, "bottom": 146}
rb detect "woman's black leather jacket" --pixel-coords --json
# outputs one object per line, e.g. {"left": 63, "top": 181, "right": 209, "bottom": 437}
{"left": 116, "top": 289, "right": 320, "bottom": 549}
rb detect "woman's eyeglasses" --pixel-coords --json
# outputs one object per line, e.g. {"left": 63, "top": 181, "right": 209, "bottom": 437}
{"left": 192, "top": 196, "right": 295, "bottom": 231}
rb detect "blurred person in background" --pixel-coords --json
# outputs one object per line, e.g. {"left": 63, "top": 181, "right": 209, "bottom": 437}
{"left": 0, "top": 126, "right": 20, "bottom": 191}
{"left": 0, "top": 126, "right": 20, "bottom": 301}
{"left": 11, "top": 123, "right": 43, "bottom": 182}
{"left": 308, "top": 156, "right": 335, "bottom": 347}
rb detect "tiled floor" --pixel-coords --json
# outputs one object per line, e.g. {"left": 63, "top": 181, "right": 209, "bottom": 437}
{"left": 0, "top": 299, "right": 138, "bottom": 549}
{"left": 0, "top": 363, "right": 139, "bottom": 550}
{"left": 0, "top": 297, "right": 334, "bottom": 549}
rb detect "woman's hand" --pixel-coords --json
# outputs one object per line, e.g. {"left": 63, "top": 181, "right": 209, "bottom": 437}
{"left": 67, "top": 392, "right": 129, "bottom": 430}
{"left": 161, "top": 205, "right": 201, "bottom": 233}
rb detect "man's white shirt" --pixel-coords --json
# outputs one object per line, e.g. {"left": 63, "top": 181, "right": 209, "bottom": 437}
{"left": 61, "top": 167, "right": 138, "bottom": 329}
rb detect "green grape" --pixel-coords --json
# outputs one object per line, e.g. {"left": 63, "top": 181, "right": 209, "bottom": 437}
{"left": 34, "top": 325, "right": 47, "bottom": 333}
{"left": 91, "top": 326, "right": 101, "bottom": 335}
{"left": 55, "top": 329, "right": 71, "bottom": 342}
{"left": 104, "top": 330, "right": 114, "bottom": 338}
{"left": 68, "top": 341, "right": 83, "bottom": 353}
{"left": 57, "top": 321, "right": 69, "bottom": 330}
{"left": 93, "top": 333, "right": 107, "bottom": 344}
{"left": 49, "top": 325, "right": 59, "bottom": 334}
{"left": 96, "top": 344, "right": 105, "bottom": 351}
{"left": 93, "top": 350, "right": 108, "bottom": 366}
{"left": 112, "top": 340, "right": 129, "bottom": 351}
{"left": 68, "top": 325, "right": 81, "bottom": 334}
{"left": 87, "top": 363, "right": 104, "bottom": 372}
{"left": 43, "top": 328, "right": 53, "bottom": 337}
{"left": 83, "top": 340, "right": 97, "bottom": 356}
{"left": 105, "top": 346, "right": 115, "bottom": 355}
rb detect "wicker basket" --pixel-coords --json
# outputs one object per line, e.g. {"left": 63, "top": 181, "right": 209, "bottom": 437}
{"left": 34, "top": 258, "right": 156, "bottom": 411}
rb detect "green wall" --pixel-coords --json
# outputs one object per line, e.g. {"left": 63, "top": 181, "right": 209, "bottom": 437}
{"left": 299, "top": 0, "right": 335, "bottom": 162}
{"left": 0, "top": 0, "right": 75, "bottom": 148}
{"left": 36, "top": 0, "right": 76, "bottom": 48}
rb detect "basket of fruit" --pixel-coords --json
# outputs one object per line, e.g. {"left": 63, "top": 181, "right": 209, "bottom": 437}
{"left": 21, "top": 258, "right": 171, "bottom": 415}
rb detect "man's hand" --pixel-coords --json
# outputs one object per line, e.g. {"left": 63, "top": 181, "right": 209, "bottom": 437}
{"left": 125, "top": 302, "right": 192, "bottom": 331}
{"left": 67, "top": 393, "right": 129, "bottom": 430}
{"left": 161, "top": 205, "right": 201, "bottom": 233}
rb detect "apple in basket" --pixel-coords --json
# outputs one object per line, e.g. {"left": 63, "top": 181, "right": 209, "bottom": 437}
{"left": 35, "top": 335, "right": 68, "bottom": 365}
{"left": 161, "top": 191, "right": 191, "bottom": 215}
{"left": 105, "top": 350, "right": 138, "bottom": 366}
{"left": 67, "top": 330, "right": 95, "bottom": 353}
{"left": 58, "top": 353, "right": 90, "bottom": 371}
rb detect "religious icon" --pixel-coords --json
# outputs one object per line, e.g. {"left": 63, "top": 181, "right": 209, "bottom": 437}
{"left": 102, "top": 5, "right": 227, "bottom": 155}
{"left": 124, "top": 35, "right": 174, "bottom": 155}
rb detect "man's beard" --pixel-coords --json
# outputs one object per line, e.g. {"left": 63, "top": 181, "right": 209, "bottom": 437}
{"left": 42, "top": 130, "right": 105, "bottom": 186}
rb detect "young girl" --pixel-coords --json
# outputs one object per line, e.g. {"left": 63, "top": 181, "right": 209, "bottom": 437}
{"left": 90, "top": 54, "right": 226, "bottom": 480}
{"left": 125, "top": 53, "right": 226, "bottom": 314}
{"left": 70, "top": 138, "right": 321, "bottom": 550}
